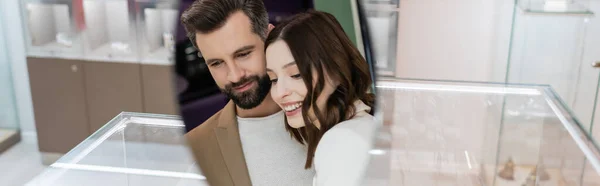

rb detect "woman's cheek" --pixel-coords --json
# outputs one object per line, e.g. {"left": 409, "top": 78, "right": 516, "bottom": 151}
{"left": 270, "top": 84, "right": 281, "bottom": 104}
{"left": 294, "top": 80, "right": 308, "bottom": 97}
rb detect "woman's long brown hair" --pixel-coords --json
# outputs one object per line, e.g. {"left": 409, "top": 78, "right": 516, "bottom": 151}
{"left": 265, "top": 10, "right": 375, "bottom": 169}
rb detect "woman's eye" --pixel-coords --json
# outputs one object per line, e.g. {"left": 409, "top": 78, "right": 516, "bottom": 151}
{"left": 270, "top": 79, "right": 278, "bottom": 84}
{"left": 291, "top": 74, "right": 302, "bottom": 79}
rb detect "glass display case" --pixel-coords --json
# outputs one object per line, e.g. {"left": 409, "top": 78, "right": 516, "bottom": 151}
{"left": 362, "top": 0, "right": 398, "bottom": 77}
{"left": 26, "top": 112, "right": 207, "bottom": 186}
{"left": 364, "top": 78, "right": 600, "bottom": 186}
{"left": 82, "top": 0, "right": 138, "bottom": 62}
{"left": 20, "top": 0, "right": 84, "bottom": 59}
{"left": 135, "top": 0, "right": 178, "bottom": 65}
{"left": 0, "top": 6, "right": 21, "bottom": 153}
{"left": 365, "top": 0, "right": 398, "bottom": 7}
{"left": 506, "top": 0, "right": 599, "bottom": 132}
{"left": 518, "top": 0, "right": 594, "bottom": 15}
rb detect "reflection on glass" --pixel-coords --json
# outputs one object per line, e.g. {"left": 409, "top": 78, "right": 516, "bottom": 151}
{"left": 364, "top": 78, "right": 600, "bottom": 186}
{"left": 26, "top": 113, "right": 207, "bottom": 186}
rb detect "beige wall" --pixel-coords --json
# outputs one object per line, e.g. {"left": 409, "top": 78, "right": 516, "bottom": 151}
{"left": 394, "top": 0, "right": 514, "bottom": 82}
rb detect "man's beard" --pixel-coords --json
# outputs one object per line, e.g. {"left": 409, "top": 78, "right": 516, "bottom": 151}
{"left": 221, "top": 74, "right": 271, "bottom": 109}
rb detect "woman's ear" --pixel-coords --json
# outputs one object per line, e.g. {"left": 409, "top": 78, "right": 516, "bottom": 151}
{"left": 267, "top": 24, "right": 275, "bottom": 35}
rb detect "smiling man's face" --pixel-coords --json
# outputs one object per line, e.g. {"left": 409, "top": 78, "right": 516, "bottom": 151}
{"left": 195, "top": 11, "right": 270, "bottom": 109}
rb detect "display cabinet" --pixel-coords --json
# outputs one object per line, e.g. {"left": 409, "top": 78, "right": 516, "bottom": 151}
{"left": 518, "top": 0, "right": 593, "bottom": 14}
{"left": 20, "top": 0, "right": 83, "bottom": 59}
{"left": 505, "top": 0, "right": 599, "bottom": 132}
{"left": 364, "top": 6, "right": 398, "bottom": 77}
{"left": 26, "top": 112, "right": 207, "bottom": 186}
{"left": 0, "top": 7, "right": 21, "bottom": 153}
{"left": 360, "top": 0, "right": 399, "bottom": 77}
{"left": 27, "top": 57, "right": 91, "bottom": 156}
{"left": 22, "top": 0, "right": 179, "bottom": 162}
{"left": 82, "top": 0, "right": 137, "bottom": 62}
{"left": 364, "top": 78, "right": 600, "bottom": 185}
{"left": 365, "top": 0, "right": 399, "bottom": 7}
{"left": 135, "top": 0, "right": 178, "bottom": 65}
{"left": 133, "top": 0, "right": 179, "bottom": 115}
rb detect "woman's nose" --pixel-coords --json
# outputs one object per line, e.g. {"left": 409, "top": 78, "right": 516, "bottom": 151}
{"left": 275, "top": 81, "right": 291, "bottom": 99}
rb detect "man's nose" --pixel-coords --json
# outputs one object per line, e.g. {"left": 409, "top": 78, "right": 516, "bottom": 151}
{"left": 226, "top": 62, "right": 245, "bottom": 82}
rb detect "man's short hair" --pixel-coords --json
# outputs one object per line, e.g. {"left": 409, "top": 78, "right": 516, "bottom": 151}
{"left": 181, "top": 0, "right": 269, "bottom": 49}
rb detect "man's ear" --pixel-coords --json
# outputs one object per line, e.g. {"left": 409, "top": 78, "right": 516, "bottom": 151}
{"left": 267, "top": 24, "right": 275, "bottom": 35}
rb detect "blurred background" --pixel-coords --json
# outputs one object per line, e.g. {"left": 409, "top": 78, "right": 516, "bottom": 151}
{"left": 1, "top": 0, "right": 600, "bottom": 185}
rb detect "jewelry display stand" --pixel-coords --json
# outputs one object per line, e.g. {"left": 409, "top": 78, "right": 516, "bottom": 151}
{"left": 482, "top": 165, "right": 567, "bottom": 186}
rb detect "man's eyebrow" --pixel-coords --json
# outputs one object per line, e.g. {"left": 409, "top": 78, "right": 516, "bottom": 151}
{"left": 205, "top": 58, "right": 221, "bottom": 64}
{"left": 233, "top": 45, "right": 255, "bottom": 54}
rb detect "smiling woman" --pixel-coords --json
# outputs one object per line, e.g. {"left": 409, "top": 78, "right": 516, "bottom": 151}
{"left": 265, "top": 10, "right": 376, "bottom": 186}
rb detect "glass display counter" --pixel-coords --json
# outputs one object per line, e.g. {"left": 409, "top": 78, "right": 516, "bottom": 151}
{"left": 26, "top": 112, "right": 207, "bottom": 186}
{"left": 20, "top": 0, "right": 84, "bottom": 59}
{"left": 26, "top": 79, "right": 600, "bottom": 186}
{"left": 82, "top": 0, "right": 138, "bottom": 62}
{"left": 135, "top": 0, "right": 178, "bottom": 65}
{"left": 365, "top": 78, "right": 600, "bottom": 186}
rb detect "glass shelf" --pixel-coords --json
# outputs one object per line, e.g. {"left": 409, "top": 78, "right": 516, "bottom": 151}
{"left": 364, "top": 78, "right": 600, "bottom": 186}
{"left": 364, "top": 0, "right": 399, "bottom": 8}
{"left": 20, "top": 0, "right": 84, "bottom": 59}
{"left": 82, "top": 0, "right": 138, "bottom": 63}
{"left": 135, "top": 0, "right": 179, "bottom": 65}
{"left": 26, "top": 112, "right": 208, "bottom": 186}
{"left": 518, "top": 0, "right": 594, "bottom": 15}
{"left": 363, "top": 0, "right": 399, "bottom": 77}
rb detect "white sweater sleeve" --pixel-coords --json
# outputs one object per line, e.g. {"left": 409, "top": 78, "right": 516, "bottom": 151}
{"left": 313, "top": 126, "right": 373, "bottom": 186}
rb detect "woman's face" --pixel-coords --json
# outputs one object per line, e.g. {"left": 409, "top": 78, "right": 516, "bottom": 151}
{"left": 266, "top": 40, "right": 337, "bottom": 128}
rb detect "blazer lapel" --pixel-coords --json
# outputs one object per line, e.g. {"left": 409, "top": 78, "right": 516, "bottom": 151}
{"left": 214, "top": 101, "right": 252, "bottom": 186}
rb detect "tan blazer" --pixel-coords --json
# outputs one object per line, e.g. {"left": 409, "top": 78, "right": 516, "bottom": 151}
{"left": 185, "top": 100, "right": 252, "bottom": 186}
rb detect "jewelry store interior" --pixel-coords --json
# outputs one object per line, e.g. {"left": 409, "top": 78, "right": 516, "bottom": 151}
{"left": 1, "top": 0, "right": 600, "bottom": 185}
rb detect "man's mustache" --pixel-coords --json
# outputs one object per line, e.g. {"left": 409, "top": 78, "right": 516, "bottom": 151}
{"left": 225, "top": 76, "right": 259, "bottom": 90}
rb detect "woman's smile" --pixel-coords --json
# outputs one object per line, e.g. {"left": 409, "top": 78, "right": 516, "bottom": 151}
{"left": 282, "top": 102, "right": 302, "bottom": 116}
